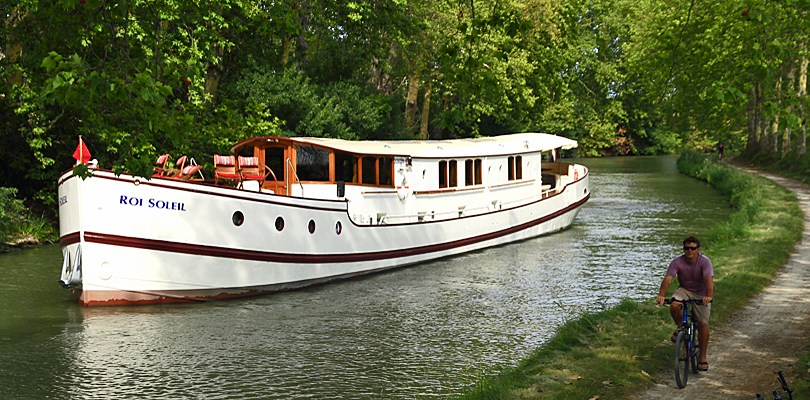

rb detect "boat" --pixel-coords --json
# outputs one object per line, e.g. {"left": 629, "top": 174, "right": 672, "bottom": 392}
{"left": 57, "top": 133, "right": 590, "bottom": 306}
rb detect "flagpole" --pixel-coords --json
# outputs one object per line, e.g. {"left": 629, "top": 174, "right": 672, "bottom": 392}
{"left": 78, "top": 135, "right": 83, "bottom": 165}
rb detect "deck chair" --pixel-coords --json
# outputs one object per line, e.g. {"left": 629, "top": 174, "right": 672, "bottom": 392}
{"left": 237, "top": 156, "right": 272, "bottom": 190}
{"left": 174, "top": 155, "right": 188, "bottom": 171}
{"left": 152, "top": 154, "right": 171, "bottom": 177}
{"left": 175, "top": 164, "right": 204, "bottom": 181}
{"left": 214, "top": 155, "right": 240, "bottom": 186}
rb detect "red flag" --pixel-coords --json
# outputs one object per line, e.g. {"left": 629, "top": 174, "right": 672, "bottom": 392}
{"left": 72, "top": 137, "right": 91, "bottom": 164}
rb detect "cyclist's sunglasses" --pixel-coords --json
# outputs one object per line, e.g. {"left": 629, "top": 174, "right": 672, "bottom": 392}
{"left": 683, "top": 246, "right": 699, "bottom": 251}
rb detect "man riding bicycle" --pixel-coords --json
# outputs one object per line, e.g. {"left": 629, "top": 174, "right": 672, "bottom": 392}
{"left": 656, "top": 236, "right": 714, "bottom": 371}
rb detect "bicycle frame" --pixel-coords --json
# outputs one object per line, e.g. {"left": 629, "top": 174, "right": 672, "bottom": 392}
{"left": 666, "top": 298, "right": 707, "bottom": 388}
{"left": 678, "top": 300, "right": 699, "bottom": 356}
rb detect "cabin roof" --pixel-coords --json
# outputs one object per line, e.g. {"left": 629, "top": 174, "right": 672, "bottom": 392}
{"left": 232, "top": 132, "right": 577, "bottom": 158}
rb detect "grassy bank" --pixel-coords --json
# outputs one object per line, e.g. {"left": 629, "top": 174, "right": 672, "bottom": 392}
{"left": 0, "top": 187, "right": 57, "bottom": 252}
{"left": 457, "top": 154, "right": 804, "bottom": 400}
{"left": 742, "top": 150, "right": 810, "bottom": 186}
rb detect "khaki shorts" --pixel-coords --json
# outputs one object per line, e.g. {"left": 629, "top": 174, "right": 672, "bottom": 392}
{"left": 672, "top": 287, "right": 711, "bottom": 324}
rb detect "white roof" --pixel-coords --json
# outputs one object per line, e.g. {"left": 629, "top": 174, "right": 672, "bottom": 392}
{"left": 236, "top": 133, "right": 577, "bottom": 158}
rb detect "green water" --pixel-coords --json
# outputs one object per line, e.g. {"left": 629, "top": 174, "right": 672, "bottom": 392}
{"left": 0, "top": 155, "right": 731, "bottom": 399}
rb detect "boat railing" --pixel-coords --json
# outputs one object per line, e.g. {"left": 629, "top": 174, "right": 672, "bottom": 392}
{"left": 286, "top": 158, "right": 304, "bottom": 197}
{"left": 377, "top": 187, "right": 557, "bottom": 224}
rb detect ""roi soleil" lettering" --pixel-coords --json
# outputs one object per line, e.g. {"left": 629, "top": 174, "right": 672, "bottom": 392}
{"left": 119, "top": 195, "right": 187, "bottom": 211}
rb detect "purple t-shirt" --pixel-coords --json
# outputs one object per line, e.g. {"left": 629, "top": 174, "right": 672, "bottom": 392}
{"left": 666, "top": 254, "right": 714, "bottom": 296}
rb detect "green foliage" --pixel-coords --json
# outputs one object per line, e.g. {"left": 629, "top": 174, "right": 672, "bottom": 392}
{"left": 3, "top": 0, "right": 799, "bottom": 208}
{"left": 0, "top": 187, "right": 55, "bottom": 249}
{"left": 0, "top": 188, "right": 27, "bottom": 246}
{"left": 741, "top": 150, "right": 810, "bottom": 186}
{"left": 226, "top": 66, "right": 390, "bottom": 139}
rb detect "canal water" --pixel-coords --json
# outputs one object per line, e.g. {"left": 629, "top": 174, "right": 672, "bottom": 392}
{"left": 0, "top": 156, "right": 731, "bottom": 399}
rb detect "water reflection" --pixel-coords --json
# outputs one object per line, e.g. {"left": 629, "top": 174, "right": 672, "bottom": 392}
{"left": 0, "top": 156, "right": 732, "bottom": 399}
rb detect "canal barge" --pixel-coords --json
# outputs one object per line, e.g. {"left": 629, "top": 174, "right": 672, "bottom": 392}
{"left": 58, "top": 133, "right": 590, "bottom": 305}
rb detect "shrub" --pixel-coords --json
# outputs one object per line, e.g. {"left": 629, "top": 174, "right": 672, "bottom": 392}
{"left": 0, "top": 187, "right": 28, "bottom": 246}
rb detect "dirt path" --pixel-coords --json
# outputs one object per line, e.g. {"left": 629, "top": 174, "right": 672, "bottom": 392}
{"left": 634, "top": 164, "right": 810, "bottom": 399}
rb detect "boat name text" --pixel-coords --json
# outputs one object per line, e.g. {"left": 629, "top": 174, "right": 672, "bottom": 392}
{"left": 119, "top": 195, "right": 187, "bottom": 211}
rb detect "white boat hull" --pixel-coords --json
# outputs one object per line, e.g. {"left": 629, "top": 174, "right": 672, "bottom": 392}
{"left": 58, "top": 136, "right": 590, "bottom": 306}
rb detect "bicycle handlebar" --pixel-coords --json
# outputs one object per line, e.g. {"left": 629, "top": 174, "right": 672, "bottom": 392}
{"left": 663, "top": 298, "right": 713, "bottom": 305}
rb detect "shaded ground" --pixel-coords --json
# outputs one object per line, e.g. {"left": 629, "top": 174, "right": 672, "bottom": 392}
{"left": 634, "top": 162, "right": 810, "bottom": 399}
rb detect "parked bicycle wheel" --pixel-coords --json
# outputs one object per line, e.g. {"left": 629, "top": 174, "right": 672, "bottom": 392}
{"left": 674, "top": 331, "right": 689, "bottom": 388}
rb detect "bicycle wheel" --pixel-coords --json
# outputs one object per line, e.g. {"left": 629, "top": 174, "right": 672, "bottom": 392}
{"left": 674, "top": 331, "right": 689, "bottom": 388}
{"left": 690, "top": 333, "right": 700, "bottom": 374}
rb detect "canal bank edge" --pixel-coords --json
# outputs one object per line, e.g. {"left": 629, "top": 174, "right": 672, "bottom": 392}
{"left": 457, "top": 154, "right": 805, "bottom": 400}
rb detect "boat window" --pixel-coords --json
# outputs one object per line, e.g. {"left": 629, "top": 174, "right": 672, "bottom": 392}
{"left": 379, "top": 157, "right": 393, "bottom": 186}
{"left": 232, "top": 211, "right": 244, "bottom": 226}
{"left": 515, "top": 156, "right": 523, "bottom": 179}
{"left": 264, "top": 147, "right": 285, "bottom": 181}
{"left": 465, "top": 160, "right": 473, "bottom": 186}
{"left": 439, "top": 161, "right": 448, "bottom": 188}
{"left": 465, "top": 159, "right": 482, "bottom": 186}
{"left": 439, "top": 160, "right": 457, "bottom": 188}
{"left": 296, "top": 146, "right": 330, "bottom": 181}
{"left": 508, "top": 156, "right": 515, "bottom": 180}
{"left": 361, "top": 157, "right": 376, "bottom": 185}
{"left": 334, "top": 152, "right": 358, "bottom": 183}
{"left": 448, "top": 160, "right": 457, "bottom": 187}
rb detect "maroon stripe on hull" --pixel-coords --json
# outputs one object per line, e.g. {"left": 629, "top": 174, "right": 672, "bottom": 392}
{"left": 74, "top": 267, "right": 385, "bottom": 306}
{"left": 60, "top": 232, "right": 81, "bottom": 247}
{"left": 65, "top": 194, "right": 588, "bottom": 263}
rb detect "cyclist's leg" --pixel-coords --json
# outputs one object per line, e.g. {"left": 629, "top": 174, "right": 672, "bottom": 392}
{"left": 697, "top": 321, "right": 709, "bottom": 364}
{"left": 669, "top": 300, "right": 683, "bottom": 324}
{"left": 670, "top": 287, "right": 692, "bottom": 326}
{"left": 693, "top": 302, "right": 711, "bottom": 367}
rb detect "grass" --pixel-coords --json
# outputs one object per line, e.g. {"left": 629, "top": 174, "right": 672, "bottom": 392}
{"left": 456, "top": 154, "right": 804, "bottom": 400}
{"left": 0, "top": 187, "right": 57, "bottom": 252}
{"left": 741, "top": 150, "right": 810, "bottom": 186}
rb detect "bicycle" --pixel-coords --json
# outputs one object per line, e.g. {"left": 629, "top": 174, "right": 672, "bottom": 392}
{"left": 664, "top": 298, "right": 710, "bottom": 388}
{"left": 746, "top": 371, "right": 794, "bottom": 400}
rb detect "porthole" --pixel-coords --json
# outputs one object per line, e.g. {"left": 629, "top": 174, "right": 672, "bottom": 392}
{"left": 275, "top": 216, "right": 284, "bottom": 231}
{"left": 335, "top": 221, "right": 342, "bottom": 235}
{"left": 232, "top": 211, "right": 245, "bottom": 226}
{"left": 308, "top": 220, "right": 316, "bottom": 234}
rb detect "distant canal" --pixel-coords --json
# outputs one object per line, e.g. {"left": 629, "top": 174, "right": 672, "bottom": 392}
{"left": 0, "top": 155, "right": 732, "bottom": 399}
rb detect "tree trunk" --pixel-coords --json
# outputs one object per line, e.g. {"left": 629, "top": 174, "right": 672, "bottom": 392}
{"left": 747, "top": 85, "right": 757, "bottom": 152}
{"left": 420, "top": 82, "right": 432, "bottom": 140}
{"left": 281, "top": 34, "right": 292, "bottom": 66}
{"left": 783, "top": 61, "right": 796, "bottom": 157}
{"left": 295, "top": 0, "right": 310, "bottom": 73}
{"left": 405, "top": 74, "right": 421, "bottom": 132}
{"left": 771, "top": 75, "right": 782, "bottom": 154}
{"left": 432, "top": 93, "right": 449, "bottom": 140}
{"left": 798, "top": 41, "right": 808, "bottom": 156}
{"left": 4, "top": 7, "right": 23, "bottom": 88}
{"left": 369, "top": 43, "right": 397, "bottom": 96}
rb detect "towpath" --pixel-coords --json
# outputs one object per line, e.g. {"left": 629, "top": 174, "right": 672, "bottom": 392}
{"left": 633, "top": 162, "right": 810, "bottom": 399}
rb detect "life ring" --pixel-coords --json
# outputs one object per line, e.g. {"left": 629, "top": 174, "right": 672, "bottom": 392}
{"left": 574, "top": 170, "right": 579, "bottom": 180}
{"left": 396, "top": 172, "right": 410, "bottom": 200}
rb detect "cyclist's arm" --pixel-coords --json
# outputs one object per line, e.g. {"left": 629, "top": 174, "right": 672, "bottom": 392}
{"left": 657, "top": 275, "right": 675, "bottom": 305}
{"left": 703, "top": 275, "right": 714, "bottom": 305}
